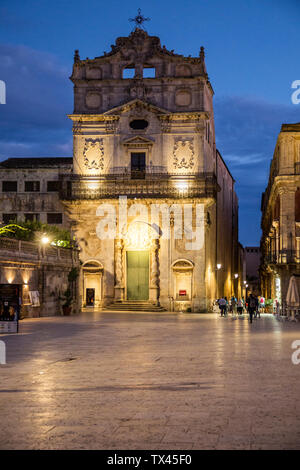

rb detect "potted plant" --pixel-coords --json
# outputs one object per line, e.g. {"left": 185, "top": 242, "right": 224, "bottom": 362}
{"left": 61, "top": 288, "right": 73, "bottom": 316}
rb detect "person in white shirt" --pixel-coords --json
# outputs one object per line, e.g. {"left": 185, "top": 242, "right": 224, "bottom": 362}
{"left": 218, "top": 297, "right": 226, "bottom": 316}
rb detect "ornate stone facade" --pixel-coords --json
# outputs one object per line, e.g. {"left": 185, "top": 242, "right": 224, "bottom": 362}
{"left": 0, "top": 27, "right": 240, "bottom": 312}
{"left": 61, "top": 27, "right": 240, "bottom": 311}
{"left": 261, "top": 123, "right": 300, "bottom": 311}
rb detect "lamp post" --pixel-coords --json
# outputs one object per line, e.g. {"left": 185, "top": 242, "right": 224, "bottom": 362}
{"left": 216, "top": 264, "right": 222, "bottom": 299}
{"left": 39, "top": 234, "right": 50, "bottom": 310}
{"left": 231, "top": 273, "right": 238, "bottom": 299}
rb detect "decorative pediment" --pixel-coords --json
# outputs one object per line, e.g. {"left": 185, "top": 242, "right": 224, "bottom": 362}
{"left": 104, "top": 99, "right": 169, "bottom": 116}
{"left": 122, "top": 136, "right": 154, "bottom": 146}
{"left": 172, "top": 259, "right": 194, "bottom": 270}
{"left": 95, "top": 28, "right": 183, "bottom": 62}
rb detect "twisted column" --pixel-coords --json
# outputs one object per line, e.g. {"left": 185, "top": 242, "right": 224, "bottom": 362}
{"left": 150, "top": 238, "right": 160, "bottom": 305}
{"left": 115, "top": 239, "right": 123, "bottom": 288}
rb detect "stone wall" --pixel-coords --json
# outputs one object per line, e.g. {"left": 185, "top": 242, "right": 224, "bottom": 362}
{"left": 0, "top": 237, "right": 80, "bottom": 317}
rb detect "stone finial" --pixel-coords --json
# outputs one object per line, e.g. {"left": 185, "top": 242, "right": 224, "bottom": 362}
{"left": 74, "top": 49, "right": 80, "bottom": 63}
{"left": 199, "top": 46, "right": 208, "bottom": 76}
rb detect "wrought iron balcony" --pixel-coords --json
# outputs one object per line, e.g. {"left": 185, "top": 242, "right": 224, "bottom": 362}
{"left": 59, "top": 171, "right": 219, "bottom": 200}
{"left": 264, "top": 250, "right": 300, "bottom": 265}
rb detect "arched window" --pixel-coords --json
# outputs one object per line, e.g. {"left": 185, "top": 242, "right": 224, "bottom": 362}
{"left": 82, "top": 261, "right": 103, "bottom": 307}
{"left": 172, "top": 259, "right": 194, "bottom": 302}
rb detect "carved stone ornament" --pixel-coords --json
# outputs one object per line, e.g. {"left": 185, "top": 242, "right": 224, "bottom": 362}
{"left": 174, "top": 261, "right": 192, "bottom": 268}
{"left": 83, "top": 138, "right": 104, "bottom": 170}
{"left": 173, "top": 138, "right": 194, "bottom": 170}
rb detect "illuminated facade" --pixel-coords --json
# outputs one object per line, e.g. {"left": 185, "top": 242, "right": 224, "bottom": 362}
{"left": 60, "top": 27, "right": 240, "bottom": 311}
{"left": 261, "top": 123, "right": 300, "bottom": 308}
{"left": 0, "top": 27, "right": 240, "bottom": 312}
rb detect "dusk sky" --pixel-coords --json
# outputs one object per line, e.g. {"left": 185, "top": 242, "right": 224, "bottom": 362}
{"left": 0, "top": 0, "right": 299, "bottom": 246}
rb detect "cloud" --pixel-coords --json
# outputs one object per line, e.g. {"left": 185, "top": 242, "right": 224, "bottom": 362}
{"left": 224, "top": 153, "right": 266, "bottom": 166}
{"left": 215, "top": 95, "right": 300, "bottom": 245}
{"left": 0, "top": 43, "right": 72, "bottom": 158}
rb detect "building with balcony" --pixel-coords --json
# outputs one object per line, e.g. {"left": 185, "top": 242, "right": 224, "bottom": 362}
{"left": 261, "top": 123, "right": 300, "bottom": 309}
{"left": 0, "top": 157, "right": 72, "bottom": 227}
{"left": 0, "top": 26, "right": 240, "bottom": 312}
{"left": 245, "top": 246, "right": 261, "bottom": 295}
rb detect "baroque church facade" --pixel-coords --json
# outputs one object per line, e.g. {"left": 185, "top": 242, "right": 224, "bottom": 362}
{"left": 0, "top": 26, "right": 240, "bottom": 313}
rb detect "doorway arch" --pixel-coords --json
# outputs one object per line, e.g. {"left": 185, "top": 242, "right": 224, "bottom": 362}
{"left": 82, "top": 260, "right": 103, "bottom": 308}
{"left": 171, "top": 259, "right": 194, "bottom": 311}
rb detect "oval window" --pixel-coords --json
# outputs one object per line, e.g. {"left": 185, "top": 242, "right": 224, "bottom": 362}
{"left": 130, "top": 119, "right": 149, "bottom": 130}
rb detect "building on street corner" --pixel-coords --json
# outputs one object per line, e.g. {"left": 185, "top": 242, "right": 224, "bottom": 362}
{"left": 260, "top": 122, "right": 300, "bottom": 312}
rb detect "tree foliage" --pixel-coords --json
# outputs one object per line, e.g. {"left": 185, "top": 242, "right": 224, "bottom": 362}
{"left": 0, "top": 220, "right": 73, "bottom": 247}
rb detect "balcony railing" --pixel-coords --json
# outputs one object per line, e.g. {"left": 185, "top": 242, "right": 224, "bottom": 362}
{"left": 59, "top": 171, "right": 219, "bottom": 200}
{"left": 0, "top": 237, "right": 78, "bottom": 263}
{"left": 264, "top": 250, "right": 300, "bottom": 265}
{"left": 110, "top": 165, "right": 167, "bottom": 175}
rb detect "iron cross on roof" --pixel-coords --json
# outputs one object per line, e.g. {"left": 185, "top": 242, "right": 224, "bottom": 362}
{"left": 129, "top": 8, "right": 150, "bottom": 30}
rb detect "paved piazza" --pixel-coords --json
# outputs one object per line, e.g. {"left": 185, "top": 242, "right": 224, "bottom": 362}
{"left": 1, "top": 312, "right": 300, "bottom": 450}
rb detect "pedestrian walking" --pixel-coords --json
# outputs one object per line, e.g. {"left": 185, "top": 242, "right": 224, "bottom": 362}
{"left": 237, "top": 298, "right": 243, "bottom": 315}
{"left": 255, "top": 296, "right": 260, "bottom": 318}
{"left": 247, "top": 293, "right": 256, "bottom": 324}
{"left": 259, "top": 295, "right": 265, "bottom": 314}
{"left": 241, "top": 296, "right": 245, "bottom": 313}
{"left": 231, "top": 296, "right": 237, "bottom": 315}
{"left": 225, "top": 297, "right": 228, "bottom": 316}
{"left": 218, "top": 297, "right": 226, "bottom": 316}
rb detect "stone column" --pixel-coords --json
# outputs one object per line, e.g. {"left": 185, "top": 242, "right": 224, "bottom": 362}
{"left": 149, "top": 238, "right": 160, "bottom": 305}
{"left": 280, "top": 188, "right": 295, "bottom": 260}
{"left": 274, "top": 222, "right": 280, "bottom": 262}
{"left": 296, "top": 237, "right": 300, "bottom": 263}
{"left": 114, "top": 239, "right": 124, "bottom": 301}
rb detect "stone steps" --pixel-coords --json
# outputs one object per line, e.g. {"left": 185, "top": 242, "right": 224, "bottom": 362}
{"left": 104, "top": 301, "right": 167, "bottom": 312}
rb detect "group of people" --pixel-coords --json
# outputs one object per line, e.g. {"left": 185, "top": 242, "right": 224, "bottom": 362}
{"left": 0, "top": 301, "right": 18, "bottom": 322}
{"left": 216, "top": 294, "right": 265, "bottom": 323}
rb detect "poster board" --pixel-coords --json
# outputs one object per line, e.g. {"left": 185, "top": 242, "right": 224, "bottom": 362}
{"left": 29, "top": 291, "right": 40, "bottom": 307}
{"left": 22, "top": 286, "right": 31, "bottom": 305}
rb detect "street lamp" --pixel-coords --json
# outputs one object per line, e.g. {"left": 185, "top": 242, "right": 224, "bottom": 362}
{"left": 216, "top": 264, "right": 222, "bottom": 299}
{"left": 41, "top": 236, "right": 50, "bottom": 245}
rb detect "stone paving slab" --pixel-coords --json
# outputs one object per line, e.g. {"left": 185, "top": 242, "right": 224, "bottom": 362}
{"left": 0, "top": 312, "right": 300, "bottom": 449}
